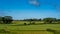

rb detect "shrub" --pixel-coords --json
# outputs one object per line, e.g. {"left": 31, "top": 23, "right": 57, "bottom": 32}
{"left": 24, "top": 23, "right": 27, "bottom": 25}
{"left": 28, "top": 23, "right": 31, "bottom": 25}
{"left": 32, "top": 22, "right": 35, "bottom": 24}
{"left": 28, "top": 24, "right": 30, "bottom": 25}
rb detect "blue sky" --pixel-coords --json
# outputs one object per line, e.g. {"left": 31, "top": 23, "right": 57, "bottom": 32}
{"left": 0, "top": 0, "right": 60, "bottom": 20}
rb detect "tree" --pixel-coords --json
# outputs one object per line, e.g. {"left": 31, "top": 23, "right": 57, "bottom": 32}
{"left": 57, "top": 19, "right": 60, "bottom": 21}
{"left": 57, "top": 19, "right": 60, "bottom": 23}
{"left": 2, "top": 16, "right": 13, "bottom": 24}
{"left": 43, "top": 18, "right": 56, "bottom": 24}
{"left": 38, "top": 19, "right": 41, "bottom": 21}
{"left": 0, "top": 17, "right": 3, "bottom": 24}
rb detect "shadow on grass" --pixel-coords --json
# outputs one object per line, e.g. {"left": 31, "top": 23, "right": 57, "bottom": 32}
{"left": 10, "top": 23, "right": 45, "bottom": 26}
{"left": 54, "top": 30, "right": 60, "bottom": 34}
{"left": 11, "top": 24, "right": 30, "bottom": 26}
{"left": 46, "top": 28, "right": 60, "bottom": 34}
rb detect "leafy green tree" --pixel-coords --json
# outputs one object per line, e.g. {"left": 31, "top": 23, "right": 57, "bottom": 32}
{"left": 43, "top": 18, "right": 56, "bottom": 24}
{"left": 2, "top": 16, "right": 13, "bottom": 24}
{"left": 38, "top": 19, "right": 41, "bottom": 21}
{"left": 57, "top": 19, "right": 60, "bottom": 23}
{"left": 0, "top": 17, "right": 3, "bottom": 24}
{"left": 57, "top": 19, "right": 60, "bottom": 21}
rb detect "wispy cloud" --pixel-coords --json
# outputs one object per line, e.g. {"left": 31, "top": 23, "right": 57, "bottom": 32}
{"left": 28, "top": 0, "right": 40, "bottom": 6}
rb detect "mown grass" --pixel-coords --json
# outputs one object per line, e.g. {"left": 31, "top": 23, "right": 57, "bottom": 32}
{"left": 0, "top": 21, "right": 60, "bottom": 34}
{"left": 0, "top": 29, "right": 53, "bottom": 34}
{"left": 0, "top": 24, "right": 60, "bottom": 30}
{"left": 54, "top": 30, "right": 60, "bottom": 34}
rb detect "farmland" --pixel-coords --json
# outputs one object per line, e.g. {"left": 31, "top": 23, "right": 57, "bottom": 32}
{"left": 0, "top": 21, "right": 60, "bottom": 34}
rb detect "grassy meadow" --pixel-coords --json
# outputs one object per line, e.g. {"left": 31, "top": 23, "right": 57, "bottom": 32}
{"left": 0, "top": 21, "right": 60, "bottom": 34}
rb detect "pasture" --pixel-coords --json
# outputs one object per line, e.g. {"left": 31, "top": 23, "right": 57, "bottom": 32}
{"left": 0, "top": 21, "right": 60, "bottom": 34}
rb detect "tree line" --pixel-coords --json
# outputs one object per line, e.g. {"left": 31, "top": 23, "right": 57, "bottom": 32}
{"left": 22, "top": 18, "right": 60, "bottom": 24}
{"left": 0, "top": 16, "right": 60, "bottom": 24}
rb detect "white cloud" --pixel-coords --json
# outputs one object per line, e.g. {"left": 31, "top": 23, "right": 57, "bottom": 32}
{"left": 28, "top": 0, "right": 40, "bottom": 6}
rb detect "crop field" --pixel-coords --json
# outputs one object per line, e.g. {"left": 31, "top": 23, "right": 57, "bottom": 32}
{"left": 0, "top": 21, "right": 60, "bottom": 34}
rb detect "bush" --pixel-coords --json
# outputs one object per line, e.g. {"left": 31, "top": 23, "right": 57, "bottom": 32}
{"left": 28, "top": 24, "right": 30, "bottom": 25}
{"left": 24, "top": 23, "right": 27, "bottom": 25}
{"left": 32, "top": 22, "right": 35, "bottom": 24}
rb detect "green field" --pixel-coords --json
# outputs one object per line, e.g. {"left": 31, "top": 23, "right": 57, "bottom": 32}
{"left": 0, "top": 21, "right": 60, "bottom": 34}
